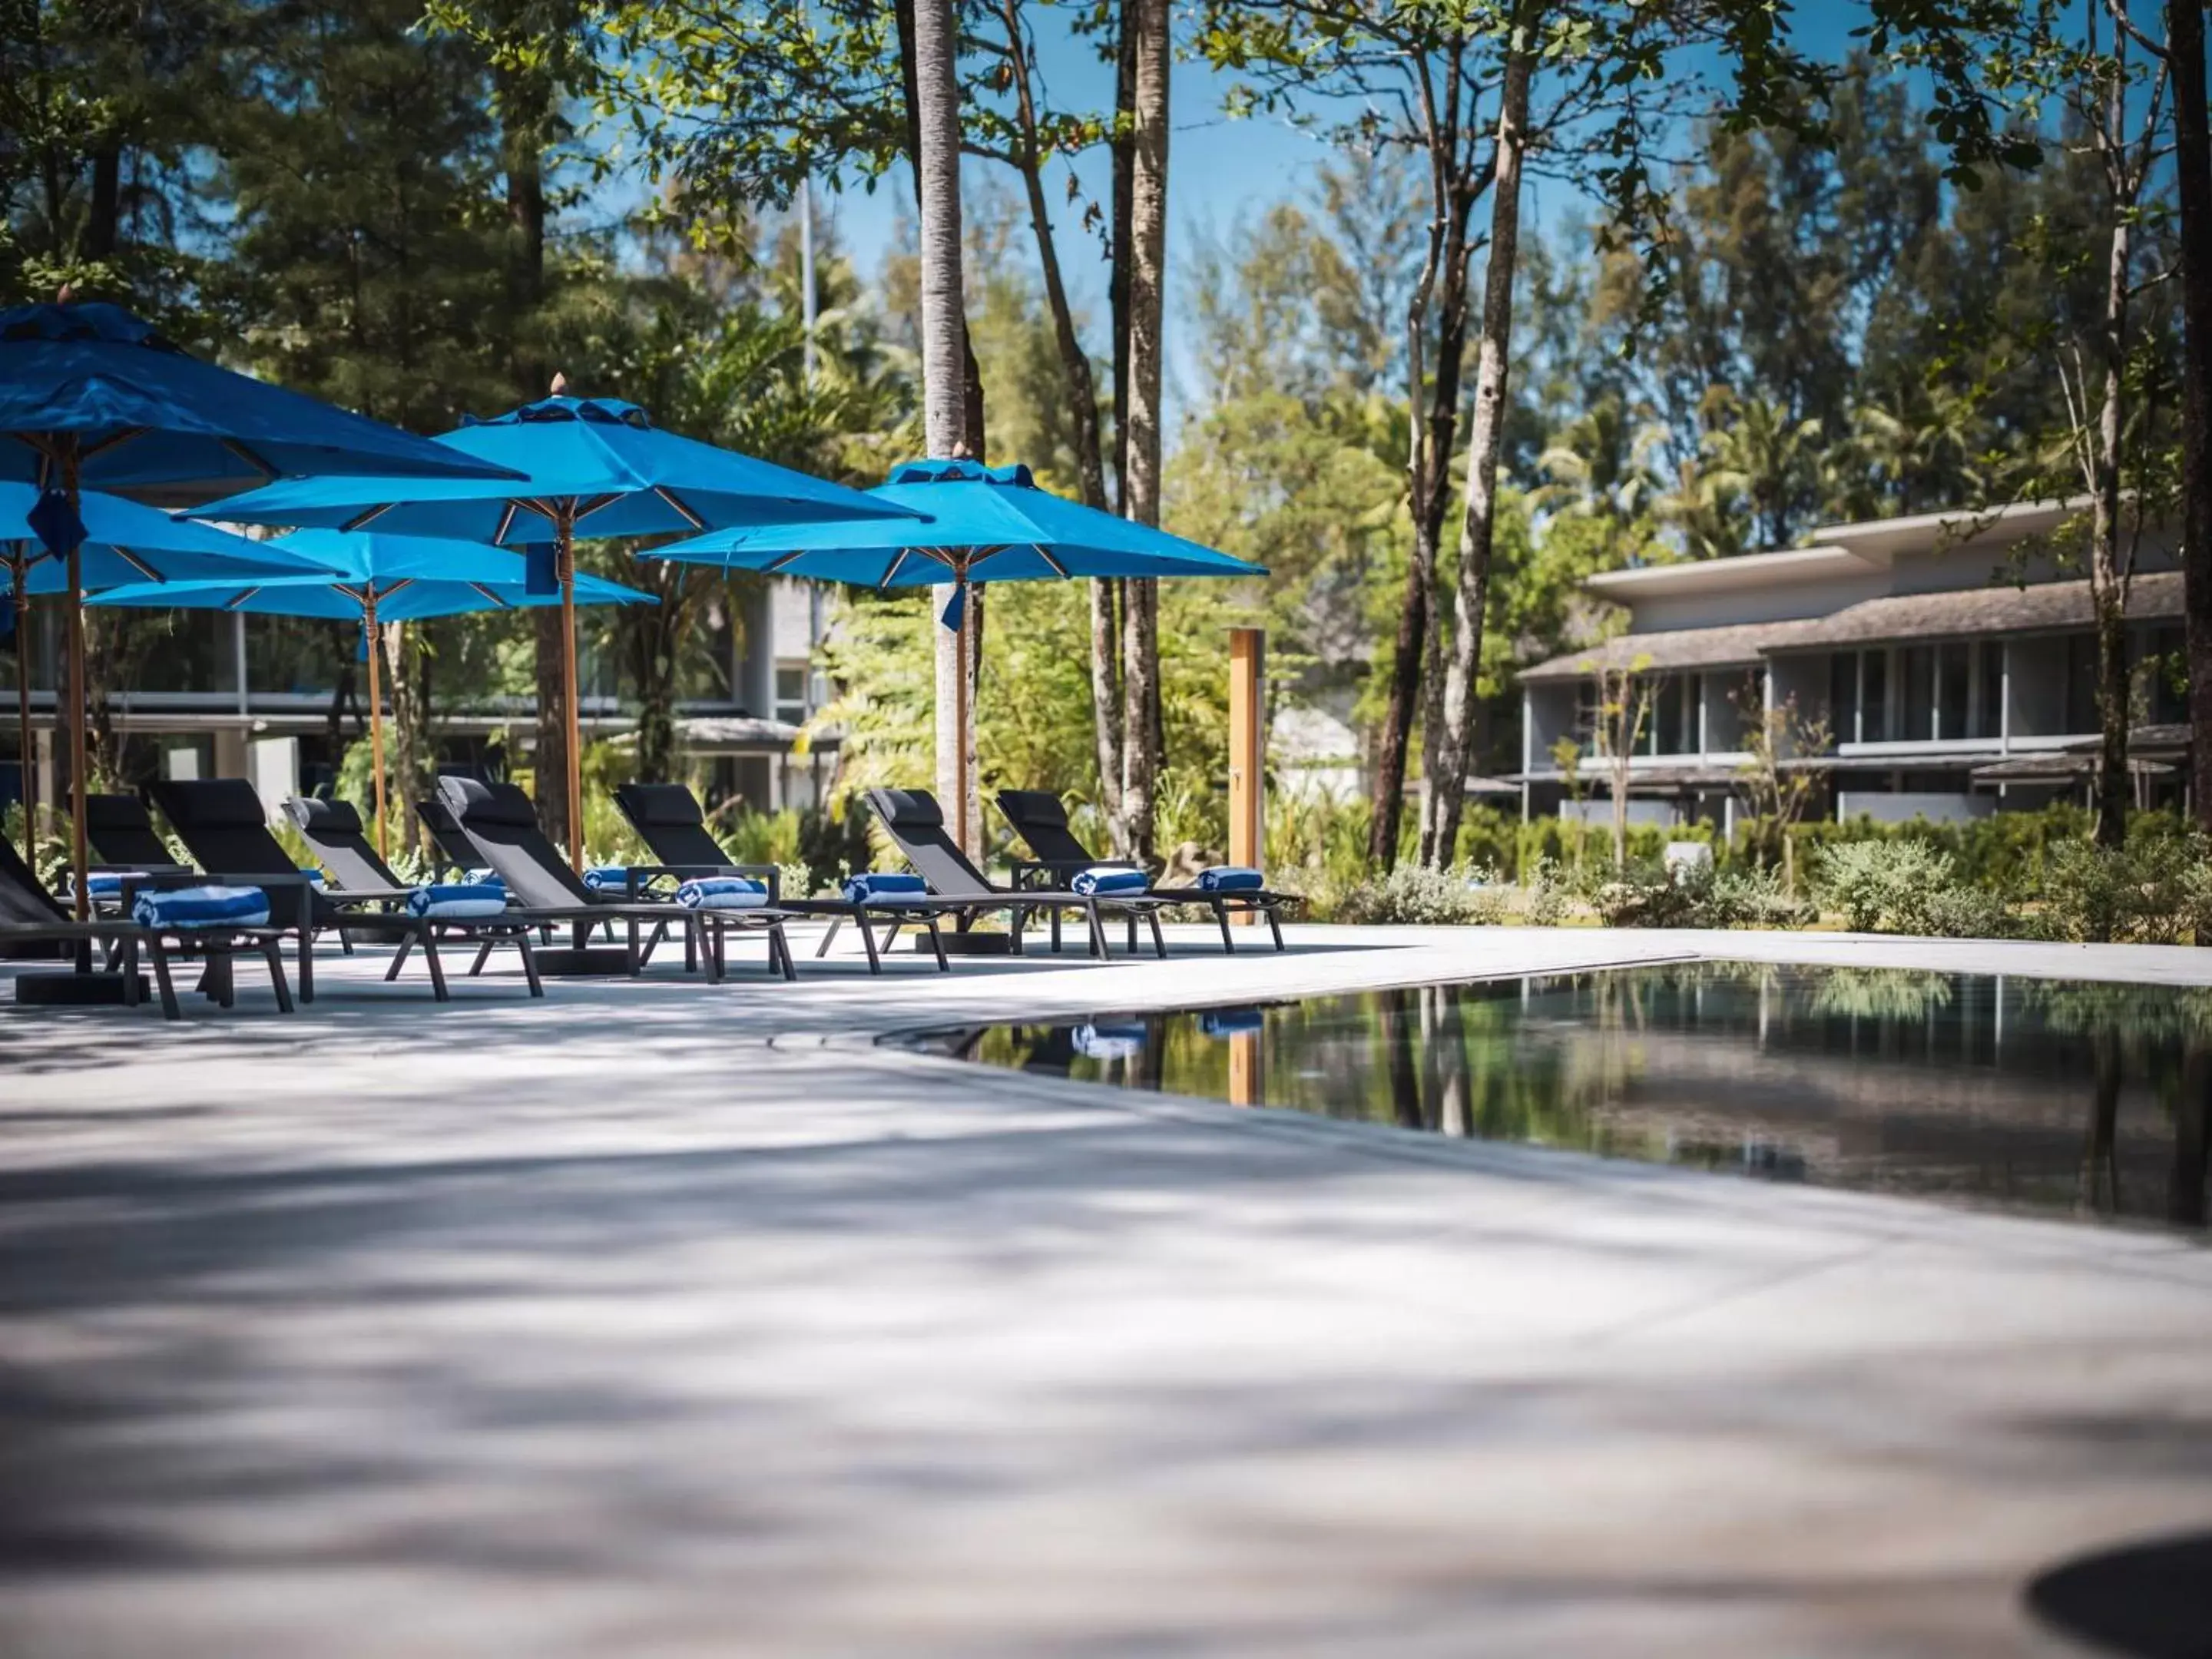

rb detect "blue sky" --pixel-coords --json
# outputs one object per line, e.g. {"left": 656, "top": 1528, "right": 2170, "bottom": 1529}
{"left": 629, "top": 5, "right": 1884, "bottom": 418}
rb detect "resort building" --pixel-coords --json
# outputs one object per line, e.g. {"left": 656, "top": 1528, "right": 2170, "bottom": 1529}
{"left": 1515, "top": 498, "right": 2188, "bottom": 828}
{"left": 1, "top": 578, "right": 836, "bottom": 820}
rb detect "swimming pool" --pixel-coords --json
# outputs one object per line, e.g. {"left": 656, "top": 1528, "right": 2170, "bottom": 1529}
{"left": 899, "top": 963, "right": 2212, "bottom": 1236}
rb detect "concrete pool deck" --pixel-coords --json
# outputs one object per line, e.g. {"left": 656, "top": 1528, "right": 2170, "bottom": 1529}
{"left": 2, "top": 923, "right": 2209, "bottom": 1656}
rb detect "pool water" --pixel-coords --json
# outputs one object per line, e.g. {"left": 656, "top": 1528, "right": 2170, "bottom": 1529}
{"left": 902, "top": 964, "right": 2212, "bottom": 1236}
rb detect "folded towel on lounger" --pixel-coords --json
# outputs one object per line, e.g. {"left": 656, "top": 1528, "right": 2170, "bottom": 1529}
{"left": 843, "top": 871, "right": 929, "bottom": 904}
{"left": 405, "top": 882, "right": 508, "bottom": 919}
{"left": 1196, "top": 866, "right": 1263, "bottom": 892}
{"left": 462, "top": 867, "right": 503, "bottom": 890}
{"left": 131, "top": 885, "right": 270, "bottom": 930}
{"left": 675, "top": 876, "right": 769, "bottom": 911}
{"left": 1071, "top": 866, "right": 1150, "bottom": 897}
{"left": 582, "top": 866, "right": 634, "bottom": 894}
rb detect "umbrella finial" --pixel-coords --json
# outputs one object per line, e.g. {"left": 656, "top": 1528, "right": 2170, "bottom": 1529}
{"left": 549, "top": 371, "right": 568, "bottom": 396}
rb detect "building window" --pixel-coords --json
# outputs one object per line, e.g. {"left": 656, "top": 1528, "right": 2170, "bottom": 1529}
{"left": 774, "top": 663, "right": 808, "bottom": 727}
{"left": 1979, "top": 641, "right": 2005, "bottom": 738}
{"left": 2065, "top": 633, "right": 2099, "bottom": 733}
{"left": 1862, "top": 649, "right": 1888, "bottom": 741}
{"left": 1902, "top": 644, "right": 1936, "bottom": 741}
{"left": 1937, "top": 642, "right": 1970, "bottom": 740}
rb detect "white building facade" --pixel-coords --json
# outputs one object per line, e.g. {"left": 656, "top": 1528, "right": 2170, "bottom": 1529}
{"left": 1516, "top": 500, "right": 2187, "bottom": 829}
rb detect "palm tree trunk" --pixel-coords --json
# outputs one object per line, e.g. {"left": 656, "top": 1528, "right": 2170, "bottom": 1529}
{"left": 909, "top": 0, "right": 980, "bottom": 856}
{"left": 1425, "top": 29, "right": 1534, "bottom": 869}
{"left": 1118, "top": 0, "right": 1169, "bottom": 863}
{"left": 2168, "top": 0, "right": 2212, "bottom": 834}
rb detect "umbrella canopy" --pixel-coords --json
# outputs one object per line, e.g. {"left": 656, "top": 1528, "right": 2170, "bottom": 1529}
{"left": 193, "top": 392, "right": 926, "bottom": 869}
{"left": 641, "top": 459, "right": 1268, "bottom": 586}
{"left": 645, "top": 459, "right": 1266, "bottom": 853}
{"left": 2, "top": 486, "right": 330, "bottom": 859}
{"left": 193, "top": 394, "right": 923, "bottom": 541}
{"left": 2, "top": 482, "right": 328, "bottom": 595}
{"left": 91, "top": 528, "right": 654, "bottom": 858}
{"left": 0, "top": 302, "right": 527, "bottom": 504}
{"left": 0, "top": 298, "right": 526, "bottom": 916}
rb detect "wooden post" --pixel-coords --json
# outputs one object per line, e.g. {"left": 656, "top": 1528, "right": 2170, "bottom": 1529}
{"left": 560, "top": 514, "right": 583, "bottom": 871}
{"left": 1227, "top": 627, "right": 1263, "bottom": 923}
{"left": 63, "top": 446, "right": 88, "bottom": 921}
{"left": 1229, "top": 1031, "right": 1261, "bottom": 1105}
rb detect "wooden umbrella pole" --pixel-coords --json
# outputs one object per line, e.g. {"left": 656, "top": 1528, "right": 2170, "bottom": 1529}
{"left": 363, "top": 596, "right": 388, "bottom": 862}
{"left": 12, "top": 562, "right": 32, "bottom": 863}
{"left": 62, "top": 446, "right": 89, "bottom": 922}
{"left": 560, "top": 515, "right": 584, "bottom": 871}
{"left": 954, "top": 574, "right": 971, "bottom": 856}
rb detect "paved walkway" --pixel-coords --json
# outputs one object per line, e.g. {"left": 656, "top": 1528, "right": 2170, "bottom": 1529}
{"left": 2, "top": 925, "right": 2209, "bottom": 1656}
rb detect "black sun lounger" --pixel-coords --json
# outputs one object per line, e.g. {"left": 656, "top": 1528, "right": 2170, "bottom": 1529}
{"left": 148, "top": 778, "right": 543, "bottom": 1003}
{"left": 614, "top": 781, "right": 972, "bottom": 973}
{"left": 0, "top": 830, "right": 292, "bottom": 1018}
{"left": 861, "top": 786, "right": 1169, "bottom": 960}
{"left": 438, "top": 777, "right": 797, "bottom": 982}
{"left": 995, "top": 788, "right": 1293, "bottom": 952}
{"left": 281, "top": 793, "right": 547, "bottom": 997}
{"left": 415, "top": 794, "right": 488, "bottom": 880}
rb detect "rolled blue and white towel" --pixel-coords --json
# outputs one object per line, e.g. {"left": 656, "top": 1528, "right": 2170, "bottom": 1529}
{"left": 582, "top": 866, "right": 634, "bottom": 895}
{"left": 300, "top": 866, "right": 328, "bottom": 889}
{"left": 405, "top": 882, "right": 508, "bottom": 919}
{"left": 131, "top": 885, "right": 270, "bottom": 931}
{"left": 675, "top": 876, "right": 769, "bottom": 911}
{"left": 1196, "top": 865, "right": 1263, "bottom": 892}
{"left": 462, "top": 867, "right": 503, "bottom": 890}
{"left": 843, "top": 871, "right": 929, "bottom": 904}
{"left": 71, "top": 870, "right": 130, "bottom": 902}
{"left": 1071, "top": 865, "right": 1150, "bottom": 897}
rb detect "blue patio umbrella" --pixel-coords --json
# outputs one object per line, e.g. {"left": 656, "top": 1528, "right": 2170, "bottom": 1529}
{"left": 643, "top": 459, "right": 1268, "bottom": 850}
{"left": 91, "top": 528, "right": 654, "bottom": 857}
{"left": 1, "top": 483, "right": 333, "bottom": 859}
{"left": 194, "top": 389, "right": 922, "bottom": 867}
{"left": 0, "top": 299, "right": 527, "bottom": 914}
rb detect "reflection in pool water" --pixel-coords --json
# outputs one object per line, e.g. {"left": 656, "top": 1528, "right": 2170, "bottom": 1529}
{"left": 902, "top": 964, "right": 2212, "bottom": 1236}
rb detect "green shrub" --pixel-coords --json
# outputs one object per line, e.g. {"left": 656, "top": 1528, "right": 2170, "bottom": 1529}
{"left": 1811, "top": 839, "right": 2015, "bottom": 938}
{"left": 2034, "top": 833, "right": 2211, "bottom": 945}
{"left": 1338, "top": 863, "right": 1503, "bottom": 926}
{"left": 1589, "top": 859, "right": 1809, "bottom": 929}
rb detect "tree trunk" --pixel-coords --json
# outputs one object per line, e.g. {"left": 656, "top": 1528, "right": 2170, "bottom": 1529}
{"left": 2170, "top": 0, "right": 2212, "bottom": 833}
{"left": 1118, "top": 0, "right": 1169, "bottom": 863}
{"left": 909, "top": 0, "right": 979, "bottom": 856}
{"left": 1425, "top": 32, "right": 1534, "bottom": 869}
{"left": 85, "top": 142, "right": 121, "bottom": 261}
{"left": 499, "top": 67, "right": 563, "bottom": 847}
{"left": 998, "top": 0, "right": 1124, "bottom": 846}
{"left": 1367, "top": 69, "right": 1482, "bottom": 871}
{"left": 2092, "top": 131, "right": 2133, "bottom": 849}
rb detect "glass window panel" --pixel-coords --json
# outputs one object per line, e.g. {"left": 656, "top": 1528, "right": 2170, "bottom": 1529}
{"left": 1828, "top": 653, "right": 1857, "bottom": 743}
{"left": 1863, "top": 651, "right": 1888, "bottom": 740}
{"left": 1938, "top": 643, "right": 1969, "bottom": 740}
{"left": 1903, "top": 645, "right": 1936, "bottom": 741}
{"left": 1979, "top": 641, "right": 2005, "bottom": 738}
